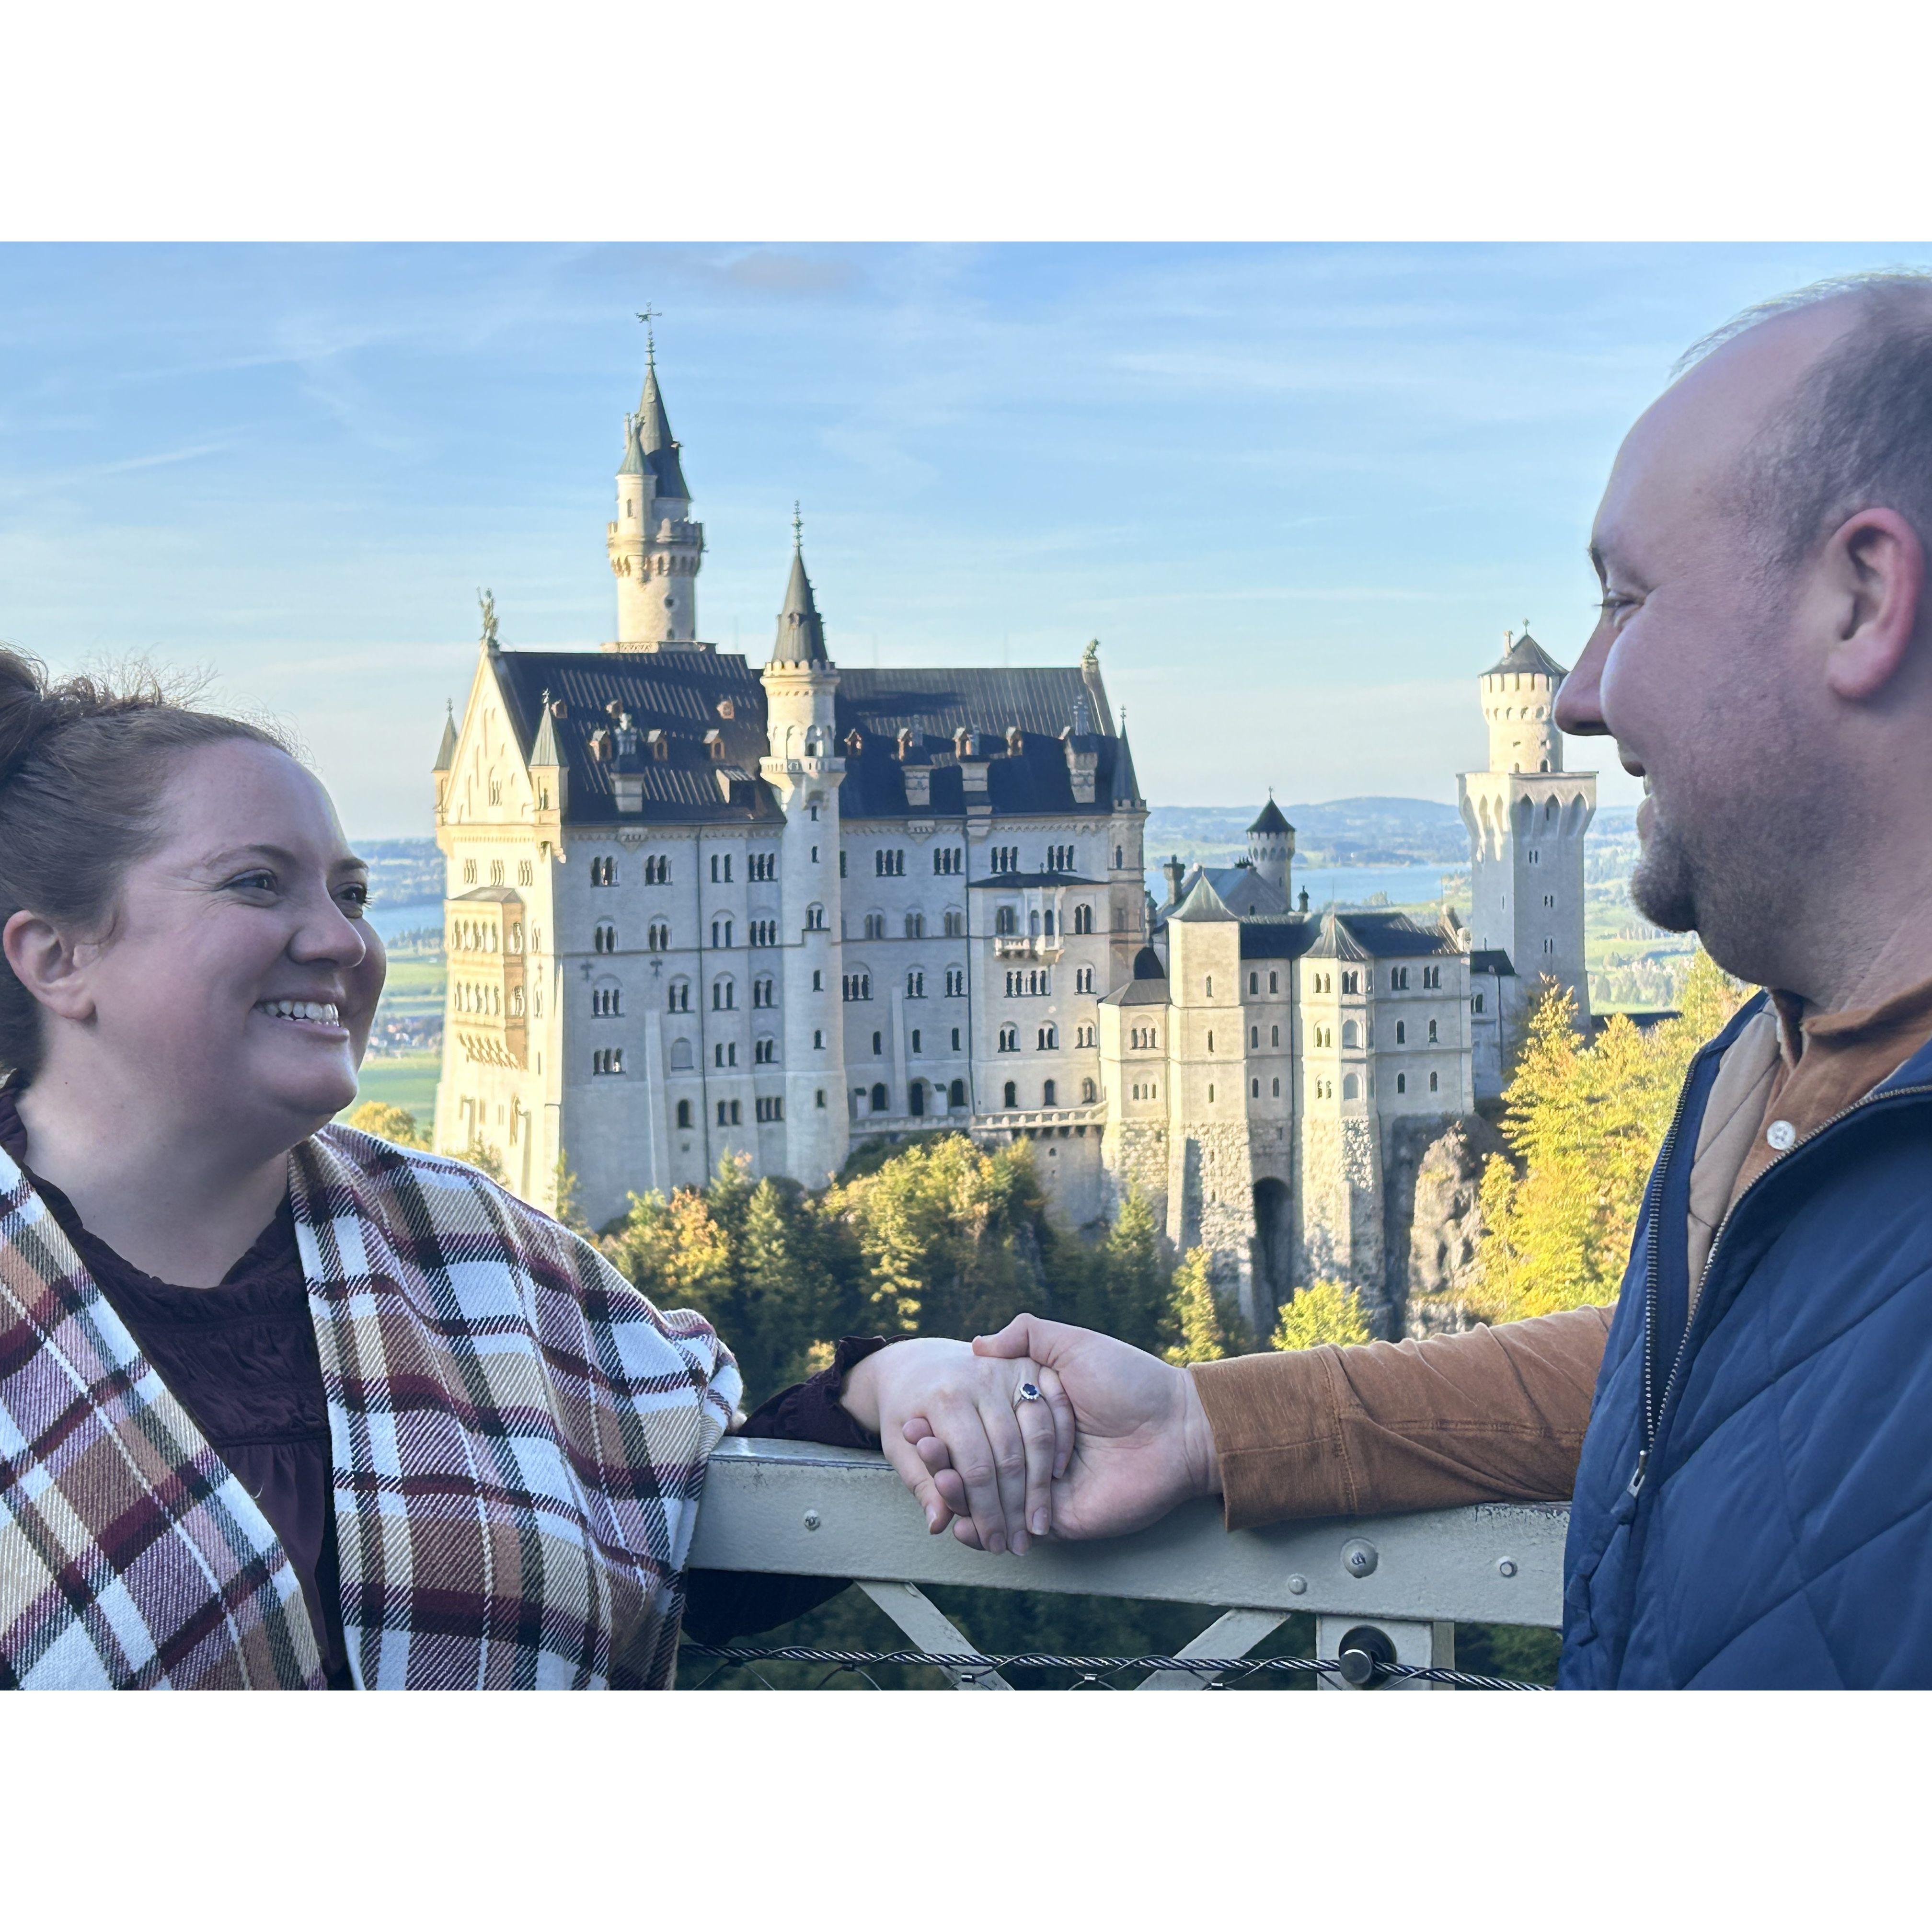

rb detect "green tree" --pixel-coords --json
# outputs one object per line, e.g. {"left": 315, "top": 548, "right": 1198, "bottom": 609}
{"left": 1270, "top": 1279, "right": 1372, "bottom": 1350}
{"left": 1079, "top": 1186, "right": 1169, "bottom": 1355}
{"left": 345, "top": 1101, "right": 428, "bottom": 1149}
{"left": 1162, "top": 1247, "right": 1232, "bottom": 1365}
{"left": 822, "top": 1133, "right": 1054, "bottom": 1339}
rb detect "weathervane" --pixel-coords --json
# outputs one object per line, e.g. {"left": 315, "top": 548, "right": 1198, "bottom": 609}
{"left": 792, "top": 500, "right": 804, "bottom": 547}
{"left": 635, "top": 304, "right": 660, "bottom": 367}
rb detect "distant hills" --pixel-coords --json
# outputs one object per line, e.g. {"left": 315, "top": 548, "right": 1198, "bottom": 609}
{"left": 361, "top": 800, "right": 1639, "bottom": 897}
{"left": 1148, "top": 797, "right": 1467, "bottom": 868}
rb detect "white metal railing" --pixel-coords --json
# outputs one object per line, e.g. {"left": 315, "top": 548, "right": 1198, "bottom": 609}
{"left": 686, "top": 1438, "right": 1566, "bottom": 1690}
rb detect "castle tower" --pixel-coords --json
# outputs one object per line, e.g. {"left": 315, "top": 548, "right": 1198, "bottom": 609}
{"left": 606, "top": 333, "right": 706, "bottom": 651}
{"left": 758, "top": 517, "right": 850, "bottom": 1182}
{"left": 1458, "top": 626, "right": 1597, "bottom": 1032}
{"left": 1161, "top": 874, "right": 1258, "bottom": 1328}
{"left": 1246, "top": 795, "right": 1295, "bottom": 899}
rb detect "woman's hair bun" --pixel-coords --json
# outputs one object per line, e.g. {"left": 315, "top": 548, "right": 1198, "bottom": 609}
{"left": 0, "top": 648, "right": 63, "bottom": 791}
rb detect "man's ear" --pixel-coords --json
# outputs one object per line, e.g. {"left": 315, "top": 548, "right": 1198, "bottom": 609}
{"left": 1, "top": 909, "right": 96, "bottom": 1025}
{"left": 1823, "top": 506, "right": 1925, "bottom": 702}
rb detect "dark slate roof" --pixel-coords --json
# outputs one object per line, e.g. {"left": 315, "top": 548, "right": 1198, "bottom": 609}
{"left": 489, "top": 649, "right": 782, "bottom": 827}
{"left": 1483, "top": 628, "right": 1567, "bottom": 681}
{"left": 1177, "top": 862, "right": 1292, "bottom": 920}
{"left": 635, "top": 362, "right": 690, "bottom": 502}
{"left": 1331, "top": 910, "right": 1462, "bottom": 958}
{"left": 1304, "top": 908, "right": 1371, "bottom": 961}
{"left": 1133, "top": 944, "right": 1164, "bottom": 979}
{"left": 1239, "top": 918, "right": 1322, "bottom": 961}
{"left": 432, "top": 702, "right": 458, "bottom": 773}
{"left": 834, "top": 667, "right": 1137, "bottom": 821}
{"left": 1100, "top": 975, "right": 1172, "bottom": 1007}
{"left": 770, "top": 544, "right": 828, "bottom": 666}
{"left": 617, "top": 415, "right": 646, "bottom": 478}
{"left": 1470, "top": 947, "right": 1517, "bottom": 977}
{"left": 1248, "top": 796, "right": 1293, "bottom": 836}
{"left": 1109, "top": 726, "right": 1142, "bottom": 808}
{"left": 968, "top": 870, "right": 1103, "bottom": 889}
{"left": 451, "top": 885, "right": 523, "bottom": 905}
{"left": 1169, "top": 874, "right": 1237, "bottom": 923}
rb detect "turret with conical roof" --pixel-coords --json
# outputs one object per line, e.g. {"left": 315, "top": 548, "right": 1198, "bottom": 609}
{"left": 605, "top": 329, "right": 706, "bottom": 652}
{"left": 770, "top": 516, "right": 829, "bottom": 667}
{"left": 1480, "top": 624, "right": 1566, "bottom": 775}
{"left": 1245, "top": 793, "right": 1295, "bottom": 897}
{"left": 431, "top": 700, "right": 459, "bottom": 817}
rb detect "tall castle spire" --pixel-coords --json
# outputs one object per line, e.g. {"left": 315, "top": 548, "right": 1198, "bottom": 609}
{"left": 770, "top": 504, "right": 829, "bottom": 666}
{"left": 605, "top": 317, "right": 705, "bottom": 652}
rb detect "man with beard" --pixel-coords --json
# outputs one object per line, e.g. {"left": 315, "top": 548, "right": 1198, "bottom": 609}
{"left": 914, "top": 272, "right": 1932, "bottom": 1687}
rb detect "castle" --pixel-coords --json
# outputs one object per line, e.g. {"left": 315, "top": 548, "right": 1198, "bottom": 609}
{"left": 430, "top": 344, "right": 1595, "bottom": 1334}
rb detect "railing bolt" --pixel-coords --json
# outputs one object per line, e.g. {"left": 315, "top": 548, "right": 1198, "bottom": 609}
{"left": 1497, "top": 1557, "right": 1517, "bottom": 1577}
{"left": 803, "top": 1509, "right": 822, "bottom": 1531}
{"left": 1287, "top": 1575, "right": 1307, "bottom": 1595}
{"left": 1342, "top": 1539, "right": 1379, "bottom": 1578}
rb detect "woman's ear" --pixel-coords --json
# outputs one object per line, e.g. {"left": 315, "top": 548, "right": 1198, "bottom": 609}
{"left": 2, "top": 909, "right": 96, "bottom": 1024}
{"left": 1823, "top": 506, "right": 1926, "bottom": 702}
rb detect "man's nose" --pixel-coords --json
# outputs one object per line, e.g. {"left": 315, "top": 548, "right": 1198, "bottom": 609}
{"left": 1554, "top": 626, "right": 1611, "bottom": 736}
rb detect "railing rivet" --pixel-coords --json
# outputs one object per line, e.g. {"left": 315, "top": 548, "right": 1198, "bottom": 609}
{"left": 1497, "top": 1558, "right": 1517, "bottom": 1577}
{"left": 1287, "top": 1575, "right": 1307, "bottom": 1595}
{"left": 803, "top": 1509, "right": 822, "bottom": 1531}
{"left": 1342, "top": 1539, "right": 1379, "bottom": 1578}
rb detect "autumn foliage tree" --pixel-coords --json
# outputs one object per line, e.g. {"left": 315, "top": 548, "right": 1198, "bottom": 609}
{"left": 1271, "top": 1279, "right": 1372, "bottom": 1350}
{"left": 1470, "top": 953, "right": 1746, "bottom": 1322}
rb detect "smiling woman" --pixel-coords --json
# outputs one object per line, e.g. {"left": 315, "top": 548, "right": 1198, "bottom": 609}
{"left": 0, "top": 648, "right": 1071, "bottom": 1690}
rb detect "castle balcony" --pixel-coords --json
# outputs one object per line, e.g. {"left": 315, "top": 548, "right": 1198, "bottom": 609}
{"left": 682, "top": 1438, "right": 1564, "bottom": 1690}
{"left": 993, "top": 934, "right": 1065, "bottom": 961}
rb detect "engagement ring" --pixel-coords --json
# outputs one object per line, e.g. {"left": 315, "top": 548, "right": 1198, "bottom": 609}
{"left": 1013, "top": 1381, "right": 1043, "bottom": 1407}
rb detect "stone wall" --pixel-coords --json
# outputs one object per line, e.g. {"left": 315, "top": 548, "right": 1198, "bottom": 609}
{"left": 1100, "top": 1120, "right": 1168, "bottom": 1225}
{"left": 1172, "top": 1122, "right": 1258, "bottom": 1309}
{"left": 1292, "top": 1116, "right": 1385, "bottom": 1324}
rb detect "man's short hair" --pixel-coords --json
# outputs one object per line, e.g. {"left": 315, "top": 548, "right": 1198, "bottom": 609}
{"left": 1680, "top": 270, "right": 1932, "bottom": 575}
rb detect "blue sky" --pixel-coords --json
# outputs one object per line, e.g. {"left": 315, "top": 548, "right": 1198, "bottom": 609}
{"left": 4, "top": 242, "right": 1924, "bottom": 839}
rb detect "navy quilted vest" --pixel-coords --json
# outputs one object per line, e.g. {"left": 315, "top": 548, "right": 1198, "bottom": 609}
{"left": 1561, "top": 994, "right": 1932, "bottom": 1688}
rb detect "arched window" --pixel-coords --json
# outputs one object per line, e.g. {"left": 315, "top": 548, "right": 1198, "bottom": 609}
{"left": 806, "top": 903, "right": 826, "bottom": 930}
{"left": 1269, "top": 972, "right": 1278, "bottom": 993}
{"left": 1429, "top": 1070, "right": 1440, "bottom": 1092}
{"left": 1271, "top": 1025, "right": 1279, "bottom": 1046}
{"left": 949, "top": 1079, "right": 967, "bottom": 1110}
{"left": 594, "top": 922, "right": 616, "bottom": 954}
{"left": 864, "top": 912, "right": 886, "bottom": 940}
{"left": 1396, "top": 1072, "right": 1407, "bottom": 1094}
{"left": 1074, "top": 903, "right": 1093, "bottom": 934}
{"left": 667, "top": 979, "right": 690, "bottom": 1012}
{"left": 509, "top": 988, "right": 524, "bottom": 1015}
{"left": 995, "top": 906, "right": 1017, "bottom": 936}
{"left": 648, "top": 921, "right": 669, "bottom": 951}
{"left": 906, "top": 911, "right": 925, "bottom": 938}
{"left": 1342, "top": 1021, "right": 1358, "bottom": 1048}
{"left": 1251, "top": 1078, "right": 1260, "bottom": 1097}
{"left": 712, "top": 978, "right": 735, "bottom": 1010}
{"left": 1428, "top": 1019, "right": 1439, "bottom": 1043}
{"left": 1250, "top": 1026, "right": 1259, "bottom": 1048}
{"left": 1249, "top": 972, "right": 1258, "bottom": 994}
{"left": 870, "top": 1082, "right": 889, "bottom": 1114}
{"left": 669, "top": 1037, "right": 693, "bottom": 1070}
{"left": 1037, "top": 1024, "right": 1058, "bottom": 1050}
{"left": 509, "top": 924, "right": 524, "bottom": 953}
{"left": 1002, "top": 1081, "right": 1018, "bottom": 1109}
{"left": 1395, "top": 1021, "right": 1406, "bottom": 1045}
{"left": 676, "top": 1099, "right": 692, "bottom": 1129}
{"left": 908, "top": 1081, "right": 926, "bottom": 1117}
{"left": 1082, "top": 1077, "right": 1096, "bottom": 1104}
{"left": 1271, "top": 1077, "right": 1280, "bottom": 1096}
{"left": 1342, "top": 1073, "right": 1359, "bottom": 1100}
{"left": 1042, "top": 1079, "right": 1057, "bottom": 1107}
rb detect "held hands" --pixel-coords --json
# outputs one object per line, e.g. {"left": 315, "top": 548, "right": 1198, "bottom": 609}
{"left": 838, "top": 1338, "right": 1075, "bottom": 1555}
{"left": 906, "top": 1316, "right": 1221, "bottom": 1547}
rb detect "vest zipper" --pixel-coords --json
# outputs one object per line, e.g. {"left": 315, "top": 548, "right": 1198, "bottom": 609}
{"left": 1630, "top": 1076, "right": 1932, "bottom": 1497}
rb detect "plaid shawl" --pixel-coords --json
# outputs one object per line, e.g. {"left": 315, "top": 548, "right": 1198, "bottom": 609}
{"left": 0, "top": 1126, "right": 739, "bottom": 1689}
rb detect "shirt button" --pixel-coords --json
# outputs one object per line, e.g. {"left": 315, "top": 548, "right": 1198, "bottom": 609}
{"left": 1766, "top": 1119, "right": 1797, "bottom": 1152}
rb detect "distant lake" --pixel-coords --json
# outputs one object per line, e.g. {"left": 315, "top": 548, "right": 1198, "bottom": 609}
{"left": 367, "top": 899, "right": 444, "bottom": 943}
{"left": 1144, "top": 861, "right": 1464, "bottom": 912}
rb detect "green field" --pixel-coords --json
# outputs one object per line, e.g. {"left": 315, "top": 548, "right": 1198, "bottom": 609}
{"left": 345, "top": 1050, "right": 441, "bottom": 1124}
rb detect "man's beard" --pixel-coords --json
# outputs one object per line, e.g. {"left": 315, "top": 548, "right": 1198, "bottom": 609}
{"left": 1628, "top": 811, "right": 1701, "bottom": 935}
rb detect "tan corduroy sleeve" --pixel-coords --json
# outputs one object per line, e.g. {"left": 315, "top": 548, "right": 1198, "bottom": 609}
{"left": 1189, "top": 1305, "right": 1612, "bottom": 1530}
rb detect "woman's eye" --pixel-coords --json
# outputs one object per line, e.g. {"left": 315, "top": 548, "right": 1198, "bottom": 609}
{"left": 339, "top": 885, "right": 370, "bottom": 916}
{"left": 230, "top": 871, "right": 276, "bottom": 893}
